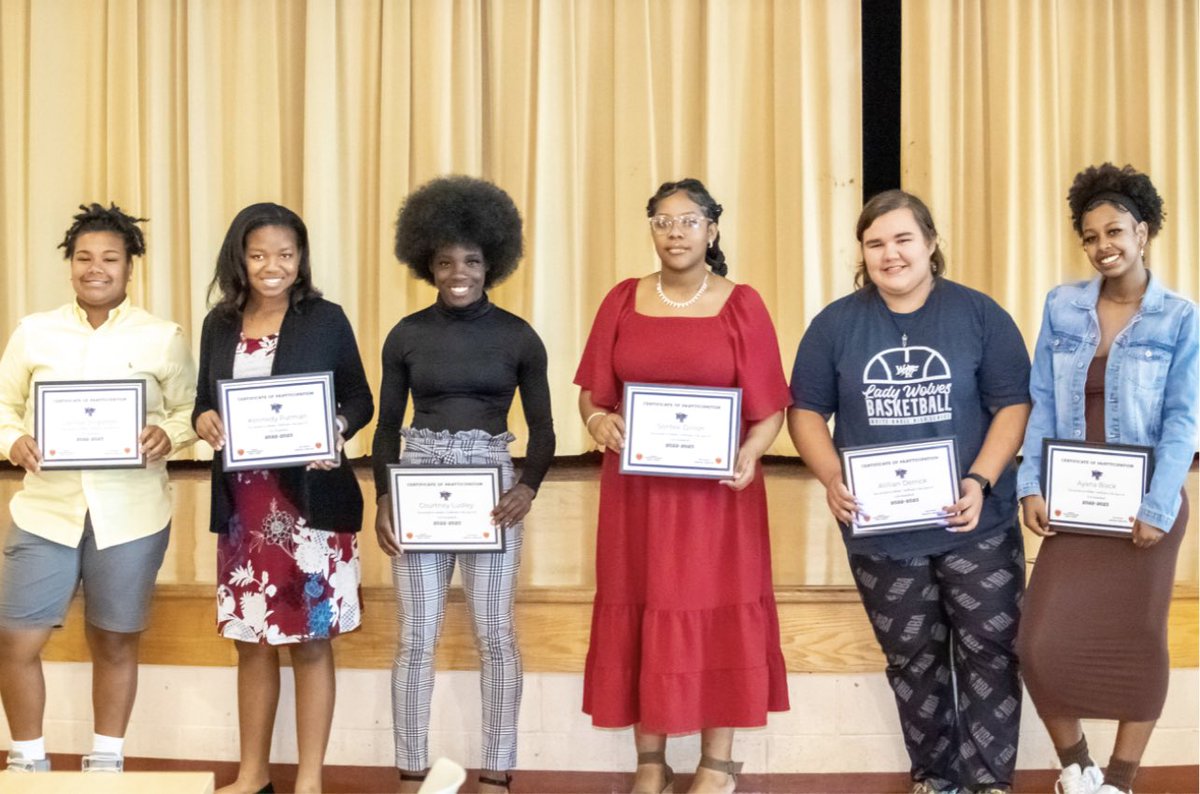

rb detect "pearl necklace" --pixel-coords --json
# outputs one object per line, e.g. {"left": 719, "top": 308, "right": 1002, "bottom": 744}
{"left": 656, "top": 272, "right": 709, "bottom": 309}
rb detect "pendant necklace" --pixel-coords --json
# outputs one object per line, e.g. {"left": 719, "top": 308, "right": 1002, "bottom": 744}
{"left": 656, "top": 272, "right": 709, "bottom": 309}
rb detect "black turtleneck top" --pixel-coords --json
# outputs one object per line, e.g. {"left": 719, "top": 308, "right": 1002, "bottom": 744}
{"left": 371, "top": 295, "right": 556, "bottom": 497}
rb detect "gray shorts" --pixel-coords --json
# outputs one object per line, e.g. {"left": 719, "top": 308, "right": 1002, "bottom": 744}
{"left": 0, "top": 515, "right": 170, "bottom": 633}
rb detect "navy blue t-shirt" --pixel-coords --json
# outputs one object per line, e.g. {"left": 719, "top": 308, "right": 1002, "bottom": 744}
{"left": 790, "top": 280, "right": 1031, "bottom": 558}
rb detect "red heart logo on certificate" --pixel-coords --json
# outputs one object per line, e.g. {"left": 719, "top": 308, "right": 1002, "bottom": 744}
{"left": 237, "top": 449, "right": 245, "bottom": 456}
{"left": 483, "top": 532, "right": 490, "bottom": 538}
{"left": 1054, "top": 509, "right": 1061, "bottom": 517}
{"left": 715, "top": 457, "right": 722, "bottom": 464}
{"left": 315, "top": 442, "right": 323, "bottom": 449}
{"left": 635, "top": 453, "right": 643, "bottom": 460}
{"left": 49, "top": 450, "right": 56, "bottom": 456}
{"left": 124, "top": 448, "right": 131, "bottom": 453}
{"left": 406, "top": 532, "right": 414, "bottom": 539}
{"left": 1128, "top": 516, "right": 1135, "bottom": 523}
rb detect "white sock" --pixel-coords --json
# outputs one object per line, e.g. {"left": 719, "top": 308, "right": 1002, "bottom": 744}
{"left": 91, "top": 734, "right": 124, "bottom": 757}
{"left": 11, "top": 737, "right": 46, "bottom": 760}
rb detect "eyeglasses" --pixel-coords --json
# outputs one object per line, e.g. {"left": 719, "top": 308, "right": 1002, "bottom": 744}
{"left": 648, "top": 213, "right": 710, "bottom": 235}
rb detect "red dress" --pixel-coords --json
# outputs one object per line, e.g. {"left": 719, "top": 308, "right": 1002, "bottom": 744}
{"left": 574, "top": 279, "right": 791, "bottom": 732}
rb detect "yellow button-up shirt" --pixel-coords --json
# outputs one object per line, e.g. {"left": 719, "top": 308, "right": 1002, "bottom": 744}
{"left": 0, "top": 299, "right": 197, "bottom": 549}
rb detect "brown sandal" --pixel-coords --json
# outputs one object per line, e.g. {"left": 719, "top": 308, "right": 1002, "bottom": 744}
{"left": 634, "top": 751, "right": 674, "bottom": 793}
{"left": 479, "top": 771, "right": 512, "bottom": 791}
{"left": 696, "top": 755, "right": 743, "bottom": 792}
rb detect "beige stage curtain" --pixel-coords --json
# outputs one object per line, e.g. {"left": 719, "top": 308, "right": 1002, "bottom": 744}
{"left": 0, "top": 0, "right": 861, "bottom": 458}
{"left": 902, "top": 0, "right": 1199, "bottom": 341}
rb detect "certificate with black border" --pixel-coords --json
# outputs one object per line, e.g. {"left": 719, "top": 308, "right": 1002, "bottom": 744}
{"left": 1042, "top": 438, "right": 1153, "bottom": 536}
{"left": 841, "top": 437, "right": 960, "bottom": 536}
{"left": 389, "top": 465, "right": 504, "bottom": 553}
{"left": 620, "top": 383, "right": 741, "bottom": 479}
{"left": 34, "top": 379, "right": 146, "bottom": 469}
{"left": 219, "top": 372, "right": 338, "bottom": 471}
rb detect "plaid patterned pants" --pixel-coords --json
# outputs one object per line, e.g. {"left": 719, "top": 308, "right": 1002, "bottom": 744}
{"left": 848, "top": 526, "right": 1025, "bottom": 790}
{"left": 391, "top": 428, "right": 524, "bottom": 772}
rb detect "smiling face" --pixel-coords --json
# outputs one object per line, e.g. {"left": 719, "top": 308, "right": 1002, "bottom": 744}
{"left": 649, "top": 190, "right": 717, "bottom": 274}
{"left": 1080, "top": 201, "right": 1148, "bottom": 280}
{"left": 70, "top": 231, "right": 132, "bottom": 316}
{"left": 431, "top": 243, "right": 487, "bottom": 307}
{"left": 860, "top": 208, "right": 937, "bottom": 306}
{"left": 244, "top": 224, "right": 299, "bottom": 306}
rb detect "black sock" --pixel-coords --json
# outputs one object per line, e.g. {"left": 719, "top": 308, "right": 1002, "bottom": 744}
{"left": 1055, "top": 735, "right": 1094, "bottom": 770}
{"left": 1104, "top": 757, "right": 1139, "bottom": 793}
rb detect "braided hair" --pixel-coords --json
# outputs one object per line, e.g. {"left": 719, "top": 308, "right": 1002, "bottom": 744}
{"left": 58, "top": 203, "right": 147, "bottom": 260}
{"left": 646, "top": 178, "right": 728, "bottom": 277}
{"left": 1067, "top": 163, "right": 1164, "bottom": 239}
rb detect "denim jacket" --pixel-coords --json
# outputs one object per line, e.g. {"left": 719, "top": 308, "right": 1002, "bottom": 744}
{"left": 1018, "top": 274, "right": 1199, "bottom": 530}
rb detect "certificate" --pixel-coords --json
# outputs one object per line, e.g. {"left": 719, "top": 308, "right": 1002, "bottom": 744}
{"left": 219, "top": 372, "right": 338, "bottom": 471}
{"left": 389, "top": 465, "right": 504, "bottom": 553}
{"left": 620, "top": 383, "right": 741, "bottom": 479}
{"left": 1042, "top": 438, "right": 1153, "bottom": 536}
{"left": 841, "top": 437, "right": 961, "bottom": 536}
{"left": 34, "top": 380, "right": 146, "bottom": 469}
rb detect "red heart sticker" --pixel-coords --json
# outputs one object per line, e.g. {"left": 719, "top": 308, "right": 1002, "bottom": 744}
{"left": 315, "top": 442, "right": 323, "bottom": 449}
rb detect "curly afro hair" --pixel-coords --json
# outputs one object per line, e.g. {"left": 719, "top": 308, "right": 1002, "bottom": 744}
{"left": 1067, "top": 163, "right": 1164, "bottom": 239}
{"left": 394, "top": 176, "right": 524, "bottom": 287}
{"left": 58, "top": 202, "right": 148, "bottom": 260}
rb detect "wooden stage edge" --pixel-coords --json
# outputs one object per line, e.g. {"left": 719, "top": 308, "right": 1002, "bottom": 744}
{"left": 43, "top": 582, "right": 1200, "bottom": 673}
{"left": 33, "top": 754, "right": 1200, "bottom": 794}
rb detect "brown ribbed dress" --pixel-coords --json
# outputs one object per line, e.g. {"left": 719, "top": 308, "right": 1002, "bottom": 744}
{"left": 1018, "top": 356, "right": 1189, "bottom": 721}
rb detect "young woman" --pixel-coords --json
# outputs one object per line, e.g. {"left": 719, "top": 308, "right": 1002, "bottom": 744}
{"left": 1016, "top": 164, "right": 1198, "bottom": 794}
{"left": 576, "top": 178, "right": 790, "bottom": 794}
{"left": 372, "top": 176, "right": 555, "bottom": 794}
{"left": 193, "top": 203, "right": 373, "bottom": 794}
{"left": 788, "top": 190, "right": 1030, "bottom": 794}
{"left": 0, "top": 203, "right": 196, "bottom": 773}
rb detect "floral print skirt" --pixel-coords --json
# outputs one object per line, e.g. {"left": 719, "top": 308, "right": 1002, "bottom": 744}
{"left": 216, "top": 469, "right": 362, "bottom": 644}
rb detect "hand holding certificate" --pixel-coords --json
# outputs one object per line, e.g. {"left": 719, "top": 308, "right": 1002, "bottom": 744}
{"left": 620, "top": 383, "right": 742, "bottom": 479}
{"left": 389, "top": 465, "right": 504, "bottom": 552}
{"left": 34, "top": 380, "right": 147, "bottom": 469}
{"left": 841, "top": 438, "right": 961, "bottom": 535}
{"left": 1042, "top": 439, "right": 1153, "bottom": 536}
{"left": 218, "top": 372, "right": 338, "bottom": 470}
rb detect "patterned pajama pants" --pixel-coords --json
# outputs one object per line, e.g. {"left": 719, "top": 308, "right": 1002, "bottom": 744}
{"left": 391, "top": 429, "right": 524, "bottom": 772}
{"left": 848, "top": 527, "right": 1024, "bottom": 790}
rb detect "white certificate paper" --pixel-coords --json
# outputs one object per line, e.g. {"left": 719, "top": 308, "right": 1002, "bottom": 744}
{"left": 389, "top": 465, "right": 504, "bottom": 553}
{"left": 1043, "top": 439, "right": 1153, "bottom": 536}
{"left": 620, "top": 383, "right": 742, "bottom": 479}
{"left": 219, "top": 372, "right": 338, "bottom": 470}
{"left": 841, "top": 437, "right": 961, "bottom": 535}
{"left": 34, "top": 380, "right": 146, "bottom": 469}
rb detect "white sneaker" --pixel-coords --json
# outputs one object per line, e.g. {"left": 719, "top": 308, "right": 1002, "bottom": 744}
{"left": 1056, "top": 763, "right": 1104, "bottom": 794}
{"left": 81, "top": 751, "right": 124, "bottom": 772}
{"left": 5, "top": 751, "right": 51, "bottom": 772}
{"left": 1095, "top": 786, "right": 1130, "bottom": 794}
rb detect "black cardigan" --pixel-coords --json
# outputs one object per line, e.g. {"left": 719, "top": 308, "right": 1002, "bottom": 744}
{"left": 193, "top": 297, "right": 375, "bottom": 534}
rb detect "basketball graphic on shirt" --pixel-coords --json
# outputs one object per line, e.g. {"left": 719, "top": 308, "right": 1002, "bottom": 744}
{"left": 860, "top": 344, "right": 954, "bottom": 427}
{"left": 863, "top": 345, "right": 951, "bottom": 384}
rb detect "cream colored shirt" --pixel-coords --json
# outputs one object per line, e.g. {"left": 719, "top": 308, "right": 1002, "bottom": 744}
{"left": 0, "top": 299, "right": 197, "bottom": 549}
